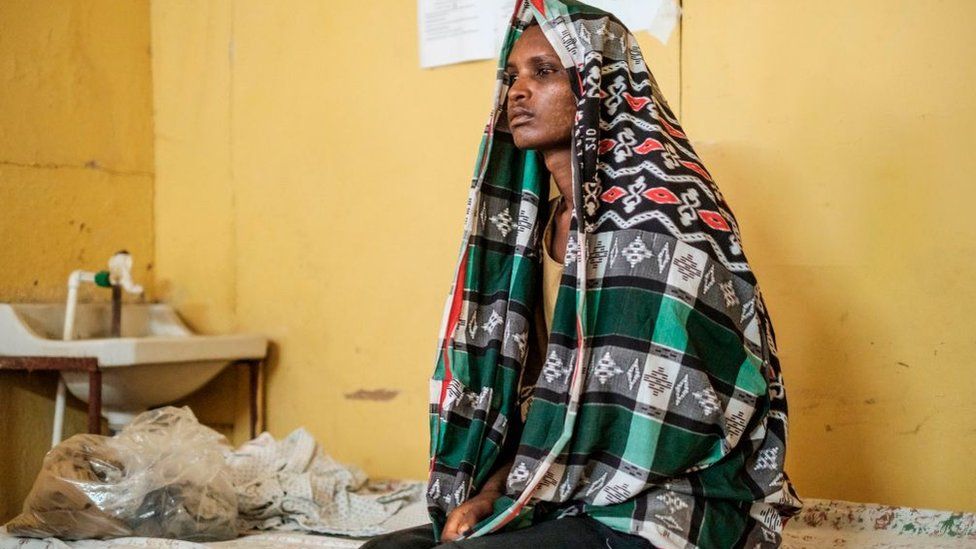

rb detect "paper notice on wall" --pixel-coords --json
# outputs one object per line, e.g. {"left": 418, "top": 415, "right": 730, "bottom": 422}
{"left": 418, "top": 0, "right": 681, "bottom": 69}
{"left": 418, "top": 0, "right": 498, "bottom": 68}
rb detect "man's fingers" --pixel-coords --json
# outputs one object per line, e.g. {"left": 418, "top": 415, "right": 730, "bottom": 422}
{"left": 441, "top": 497, "right": 494, "bottom": 541}
{"left": 442, "top": 524, "right": 470, "bottom": 542}
{"left": 440, "top": 508, "right": 471, "bottom": 541}
{"left": 455, "top": 518, "right": 474, "bottom": 538}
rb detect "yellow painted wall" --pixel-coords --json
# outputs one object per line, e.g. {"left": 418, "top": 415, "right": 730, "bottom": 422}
{"left": 150, "top": 0, "right": 679, "bottom": 479}
{"left": 3, "top": 0, "right": 973, "bottom": 525}
{"left": 0, "top": 0, "right": 155, "bottom": 521}
{"left": 151, "top": 0, "right": 976, "bottom": 514}
{"left": 681, "top": 0, "right": 976, "bottom": 514}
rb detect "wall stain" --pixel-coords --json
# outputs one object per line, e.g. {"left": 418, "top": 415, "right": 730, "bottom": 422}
{"left": 0, "top": 159, "right": 151, "bottom": 177}
{"left": 896, "top": 413, "right": 934, "bottom": 435}
{"left": 344, "top": 388, "right": 399, "bottom": 402}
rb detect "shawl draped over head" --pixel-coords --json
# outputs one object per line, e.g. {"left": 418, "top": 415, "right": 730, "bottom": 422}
{"left": 427, "top": 1, "right": 803, "bottom": 547}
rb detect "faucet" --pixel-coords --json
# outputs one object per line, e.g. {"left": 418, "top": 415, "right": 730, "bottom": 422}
{"left": 54, "top": 251, "right": 144, "bottom": 446}
{"left": 63, "top": 250, "right": 143, "bottom": 340}
{"left": 107, "top": 251, "right": 144, "bottom": 337}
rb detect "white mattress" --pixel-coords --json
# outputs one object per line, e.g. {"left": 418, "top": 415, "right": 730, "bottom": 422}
{"left": 3, "top": 497, "right": 975, "bottom": 548}
{"left": 0, "top": 500, "right": 428, "bottom": 549}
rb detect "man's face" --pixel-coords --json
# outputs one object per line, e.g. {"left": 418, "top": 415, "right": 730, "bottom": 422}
{"left": 504, "top": 25, "right": 576, "bottom": 152}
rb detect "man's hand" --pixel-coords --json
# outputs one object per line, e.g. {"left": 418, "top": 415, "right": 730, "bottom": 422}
{"left": 440, "top": 488, "right": 502, "bottom": 542}
{"left": 440, "top": 449, "right": 514, "bottom": 541}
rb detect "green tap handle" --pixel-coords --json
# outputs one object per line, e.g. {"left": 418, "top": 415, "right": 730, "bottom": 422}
{"left": 94, "top": 271, "right": 112, "bottom": 288}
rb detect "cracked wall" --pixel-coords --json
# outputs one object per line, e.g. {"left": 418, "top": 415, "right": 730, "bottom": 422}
{"left": 0, "top": 0, "right": 155, "bottom": 521}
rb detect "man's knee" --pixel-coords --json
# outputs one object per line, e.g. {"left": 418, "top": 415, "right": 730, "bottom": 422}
{"left": 359, "top": 538, "right": 388, "bottom": 549}
{"left": 359, "top": 524, "right": 438, "bottom": 549}
{"left": 360, "top": 535, "right": 407, "bottom": 549}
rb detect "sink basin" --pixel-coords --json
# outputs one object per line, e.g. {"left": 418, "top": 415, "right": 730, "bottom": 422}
{"left": 0, "top": 303, "right": 267, "bottom": 429}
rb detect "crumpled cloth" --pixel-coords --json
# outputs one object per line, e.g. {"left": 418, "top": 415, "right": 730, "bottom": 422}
{"left": 226, "top": 428, "right": 420, "bottom": 537}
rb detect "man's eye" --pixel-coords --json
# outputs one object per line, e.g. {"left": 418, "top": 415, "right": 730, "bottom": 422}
{"left": 504, "top": 73, "right": 518, "bottom": 84}
{"left": 537, "top": 68, "right": 555, "bottom": 76}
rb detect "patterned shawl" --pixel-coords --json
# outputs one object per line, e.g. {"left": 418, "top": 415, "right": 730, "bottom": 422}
{"left": 426, "top": 1, "right": 803, "bottom": 547}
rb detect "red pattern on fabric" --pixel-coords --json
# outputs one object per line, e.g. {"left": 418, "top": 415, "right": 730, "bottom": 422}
{"left": 624, "top": 92, "right": 651, "bottom": 111}
{"left": 601, "top": 186, "right": 627, "bottom": 203}
{"left": 438, "top": 250, "right": 469, "bottom": 411}
{"left": 699, "top": 210, "right": 731, "bottom": 231}
{"left": 660, "top": 117, "right": 687, "bottom": 138}
{"left": 634, "top": 138, "right": 664, "bottom": 154}
{"left": 642, "top": 186, "right": 680, "bottom": 204}
{"left": 681, "top": 160, "right": 712, "bottom": 181}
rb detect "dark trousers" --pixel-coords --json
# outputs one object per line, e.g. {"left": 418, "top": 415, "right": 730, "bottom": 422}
{"left": 360, "top": 516, "right": 654, "bottom": 549}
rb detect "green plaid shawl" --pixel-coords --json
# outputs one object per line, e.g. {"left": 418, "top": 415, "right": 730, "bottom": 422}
{"left": 427, "top": 1, "right": 803, "bottom": 547}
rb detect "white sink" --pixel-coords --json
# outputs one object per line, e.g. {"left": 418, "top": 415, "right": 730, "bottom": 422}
{"left": 0, "top": 303, "right": 267, "bottom": 429}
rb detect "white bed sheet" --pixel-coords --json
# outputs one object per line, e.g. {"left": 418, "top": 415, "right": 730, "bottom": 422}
{"left": 0, "top": 500, "right": 428, "bottom": 549}
{"left": 3, "top": 497, "right": 975, "bottom": 548}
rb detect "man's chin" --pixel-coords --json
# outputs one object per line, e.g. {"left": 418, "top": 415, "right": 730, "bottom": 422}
{"left": 511, "top": 132, "right": 545, "bottom": 151}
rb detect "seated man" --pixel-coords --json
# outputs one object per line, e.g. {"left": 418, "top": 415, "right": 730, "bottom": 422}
{"left": 367, "top": 1, "right": 802, "bottom": 547}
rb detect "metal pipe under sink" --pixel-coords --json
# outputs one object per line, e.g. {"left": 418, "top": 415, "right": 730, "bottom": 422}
{"left": 53, "top": 251, "right": 142, "bottom": 446}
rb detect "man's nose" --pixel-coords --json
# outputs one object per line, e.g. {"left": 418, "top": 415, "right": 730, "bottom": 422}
{"left": 508, "top": 77, "right": 529, "bottom": 103}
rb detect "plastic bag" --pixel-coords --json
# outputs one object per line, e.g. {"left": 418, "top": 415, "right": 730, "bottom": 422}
{"left": 5, "top": 406, "right": 238, "bottom": 541}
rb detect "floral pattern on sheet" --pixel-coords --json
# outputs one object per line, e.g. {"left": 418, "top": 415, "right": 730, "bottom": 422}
{"left": 781, "top": 497, "right": 976, "bottom": 549}
{"left": 4, "top": 497, "right": 976, "bottom": 548}
{"left": 792, "top": 498, "right": 976, "bottom": 537}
